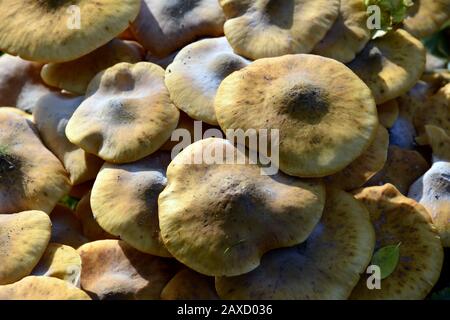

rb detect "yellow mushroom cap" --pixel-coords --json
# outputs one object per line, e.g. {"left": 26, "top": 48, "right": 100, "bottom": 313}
{"left": 409, "top": 161, "right": 450, "bottom": 247}
{"left": 41, "top": 39, "right": 144, "bottom": 95}
{"left": 0, "top": 210, "right": 51, "bottom": 285}
{"left": 215, "top": 187, "right": 375, "bottom": 300}
{"left": 414, "top": 83, "right": 450, "bottom": 142}
{"left": 74, "top": 191, "right": 116, "bottom": 241}
{"left": 91, "top": 152, "right": 171, "bottom": 257}
{"left": 403, "top": 0, "right": 450, "bottom": 39}
{"left": 347, "top": 29, "right": 426, "bottom": 105}
{"left": 220, "top": 0, "right": 340, "bottom": 60}
{"left": 130, "top": 0, "right": 225, "bottom": 57}
{"left": 0, "top": 110, "right": 71, "bottom": 214}
{"left": 50, "top": 205, "right": 88, "bottom": 249}
{"left": 312, "top": 0, "right": 370, "bottom": 63}
{"left": 365, "top": 146, "right": 430, "bottom": 195}
{"left": 0, "top": 54, "right": 56, "bottom": 113}
{"left": 215, "top": 54, "right": 378, "bottom": 178}
{"left": 0, "top": 276, "right": 90, "bottom": 300}
{"left": 377, "top": 100, "right": 400, "bottom": 129}
{"left": 34, "top": 92, "right": 104, "bottom": 186}
{"left": 0, "top": 0, "right": 141, "bottom": 63}
{"left": 32, "top": 243, "right": 82, "bottom": 287}
{"left": 65, "top": 62, "right": 180, "bottom": 164}
{"left": 159, "top": 138, "right": 326, "bottom": 277}
{"left": 0, "top": 107, "right": 33, "bottom": 121}
{"left": 326, "top": 125, "right": 389, "bottom": 191}
{"left": 161, "top": 269, "right": 219, "bottom": 300}
{"left": 417, "top": 125, "right": 450, "bottom": 162}
{"left": 351, "top": 184, "right": 444, "bottom": 300}
{"left": 165, "top": 37, "right": 250, "bottom": 125}
{"left": 78, "top": 240, "right": 178, "bottom": 300}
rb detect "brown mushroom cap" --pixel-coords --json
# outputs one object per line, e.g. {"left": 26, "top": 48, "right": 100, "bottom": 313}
{"left": 220, "top": 0, "right": 340, "bottom": 59}
{"left": 312, "top": 0, "right": 370, "bottom": 63}
{"left": 78, "top": 240, "right": 178, "bottom": 300}
{"left": 377, "top": 100, "right": 400, "bottom": 129}
{"left": 0, "top": 276, "right": 90, "bottom": 300}
{"left": 50, "top": 205, "right": 88, "bottom": 249}
{"left": 0, "top": 0, "right": 141, "bottom": 62}
{"left": 215, "top": 187, "right": 375, "bottom": 300}
{"left": 130, "top": 0, "right": 225, "bottom": 57}
{"left": 403, "top": 0, "right": 450, "bottom": 39}
{"left": 41, "top": 39, "right": 143, "bottom": 95}
{"left": 215, "top": 54, "right": 378, "bottom": 178}
{"left": 66, "top": 62, "right": 180, "bottom": 163}
{"left": 91, "top": 152, "right": 171, "bottom": 257}
{"left": 347, "top": 29, "right": 426, "bottom": 105}
{"left": 74, "top": 191, "right": 116, "bottom": 241}
{"left": 413, "top": 83, "right": 450, "bottom": 142}
{"left": 365, "top": 146, "right": 430, "bottom": 195}
{"left": 41, "top": 39, "right": 144, "bottom": 95}
{"left": 0, "top": 54, "right": 56, "bottom": 113}
{"left": 326, "top": 125, "right": 389, "bottom": 191}
{"left": 409, "top": 161, "right": 450, "bottom": 247}
{"left": 146, "top": 51, "right": 179, "bottom": 69}
{"left": 0, "top": 110, "right": 71, "bottom": 214}
{"left": 159, "top": 138, "right": 326, "bottom": 276}
{"left": 34, "top": 92, "right": 104, "bottom": 186}
{"left": 351, "top": 184, "right": 444, "bottom": 300}
{"left": 161, "top": 269, "right": 219, "bottom": 300}
{"left": 0, "top": 210, "right": 51, "bottom": 285}
{"left": 32, "top": 243, "right": 82, "bottom": 287}
{"left": 165, "top": 37, "right": 250, "bottom": 125}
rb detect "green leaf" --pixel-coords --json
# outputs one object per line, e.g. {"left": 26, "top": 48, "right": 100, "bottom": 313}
{"left": 430, "top": 287, "right": 450, "bottom": 300}
{"left": 371, "top": 242, "right": 401, "bottom": 280}
{"left": 365, "top": 0, "right": 415, "bottom": 37}
{"left": 59, "top": 195, "right": 80, "bottom": 211}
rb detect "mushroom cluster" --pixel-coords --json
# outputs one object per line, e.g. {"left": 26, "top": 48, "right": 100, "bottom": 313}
{"left": 0, "top": 0, "right": 449, "bottom": 300}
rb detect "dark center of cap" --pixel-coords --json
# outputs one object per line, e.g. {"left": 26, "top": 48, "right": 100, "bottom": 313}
{"left": 280, "top": 84, "right": 330, "bottom": 124}
{"left": 266, "top": 0, "right": 294, "bottom": 29}
{"left": 36, "top": 0, "right": 77, "bottom": 11}
{"left": 0, "top": 150, "right": 22, "bottom": 184}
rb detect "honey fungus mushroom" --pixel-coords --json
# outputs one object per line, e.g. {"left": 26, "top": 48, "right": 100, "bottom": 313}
{"left": 365, "top": 146, "right": 430, "bottom": 195}
{"left": 0, "top": 110, "right": 71, "bottom": 214}
{"left": 0, "top": 54, "right": 56, "bottom": 113}
{"left": 34, "top": 92, "right": 104, "bottom": 186}
{"left": 165, "top": 37, "right": 249, "bottom": 125}
{"left": 325, "top": 125, "right": 389, "bottom": 191}
{"left": 312, "top": 0, "right": 371, "bottom": 63}
{"left": 161, "top": 269, "right": 219, "bottom": 300}
{"left": 32, "top": 243, "right": 82, "bottom": 287}
{"left": 75, "top": 191, "right": 116, "bottom": 241}
{"left": 377, "top": 100, "right": 400, "bottom": 129}
{"left": 41, "top": 39, "right": 144, "bottom": 95}
{"left": 0, "top": 211, "right": 51, "bottom": 285}
{"left": 130, "top": 0, "right": 225, "bottom": 57}
{"left": 220, "top": 0, "right": 340, "bottom": 60}
{"left": 91, "top": 152, "right": 171, "bottom": 257}
{"left": 158, "top": 138, "right": 326, "bottom": 277}
{"left": 347, "top": 29, "right": 426, "bottom": 105}
{"left": 351, "top": 184, "right": 444, "bottom": 300}
{"left": 215, "top": 188, "right": 375, "bottom": 300}
{"left": 0, "top": 0, "right": 141, "bottom": 62}
{"left": 215, "top": 54, "right": 378, "bottom": 178}
{"left": 65, "top": 62, "right": 180, "bottom": 164}
{"left": 0, "top": 276, "right": 90, "bottom": 300}
{"left": 403, "top": 0, "right": 450, "bottom": 39}
{"left": 78, "top": 240, "right": 178, "bottom": 300}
